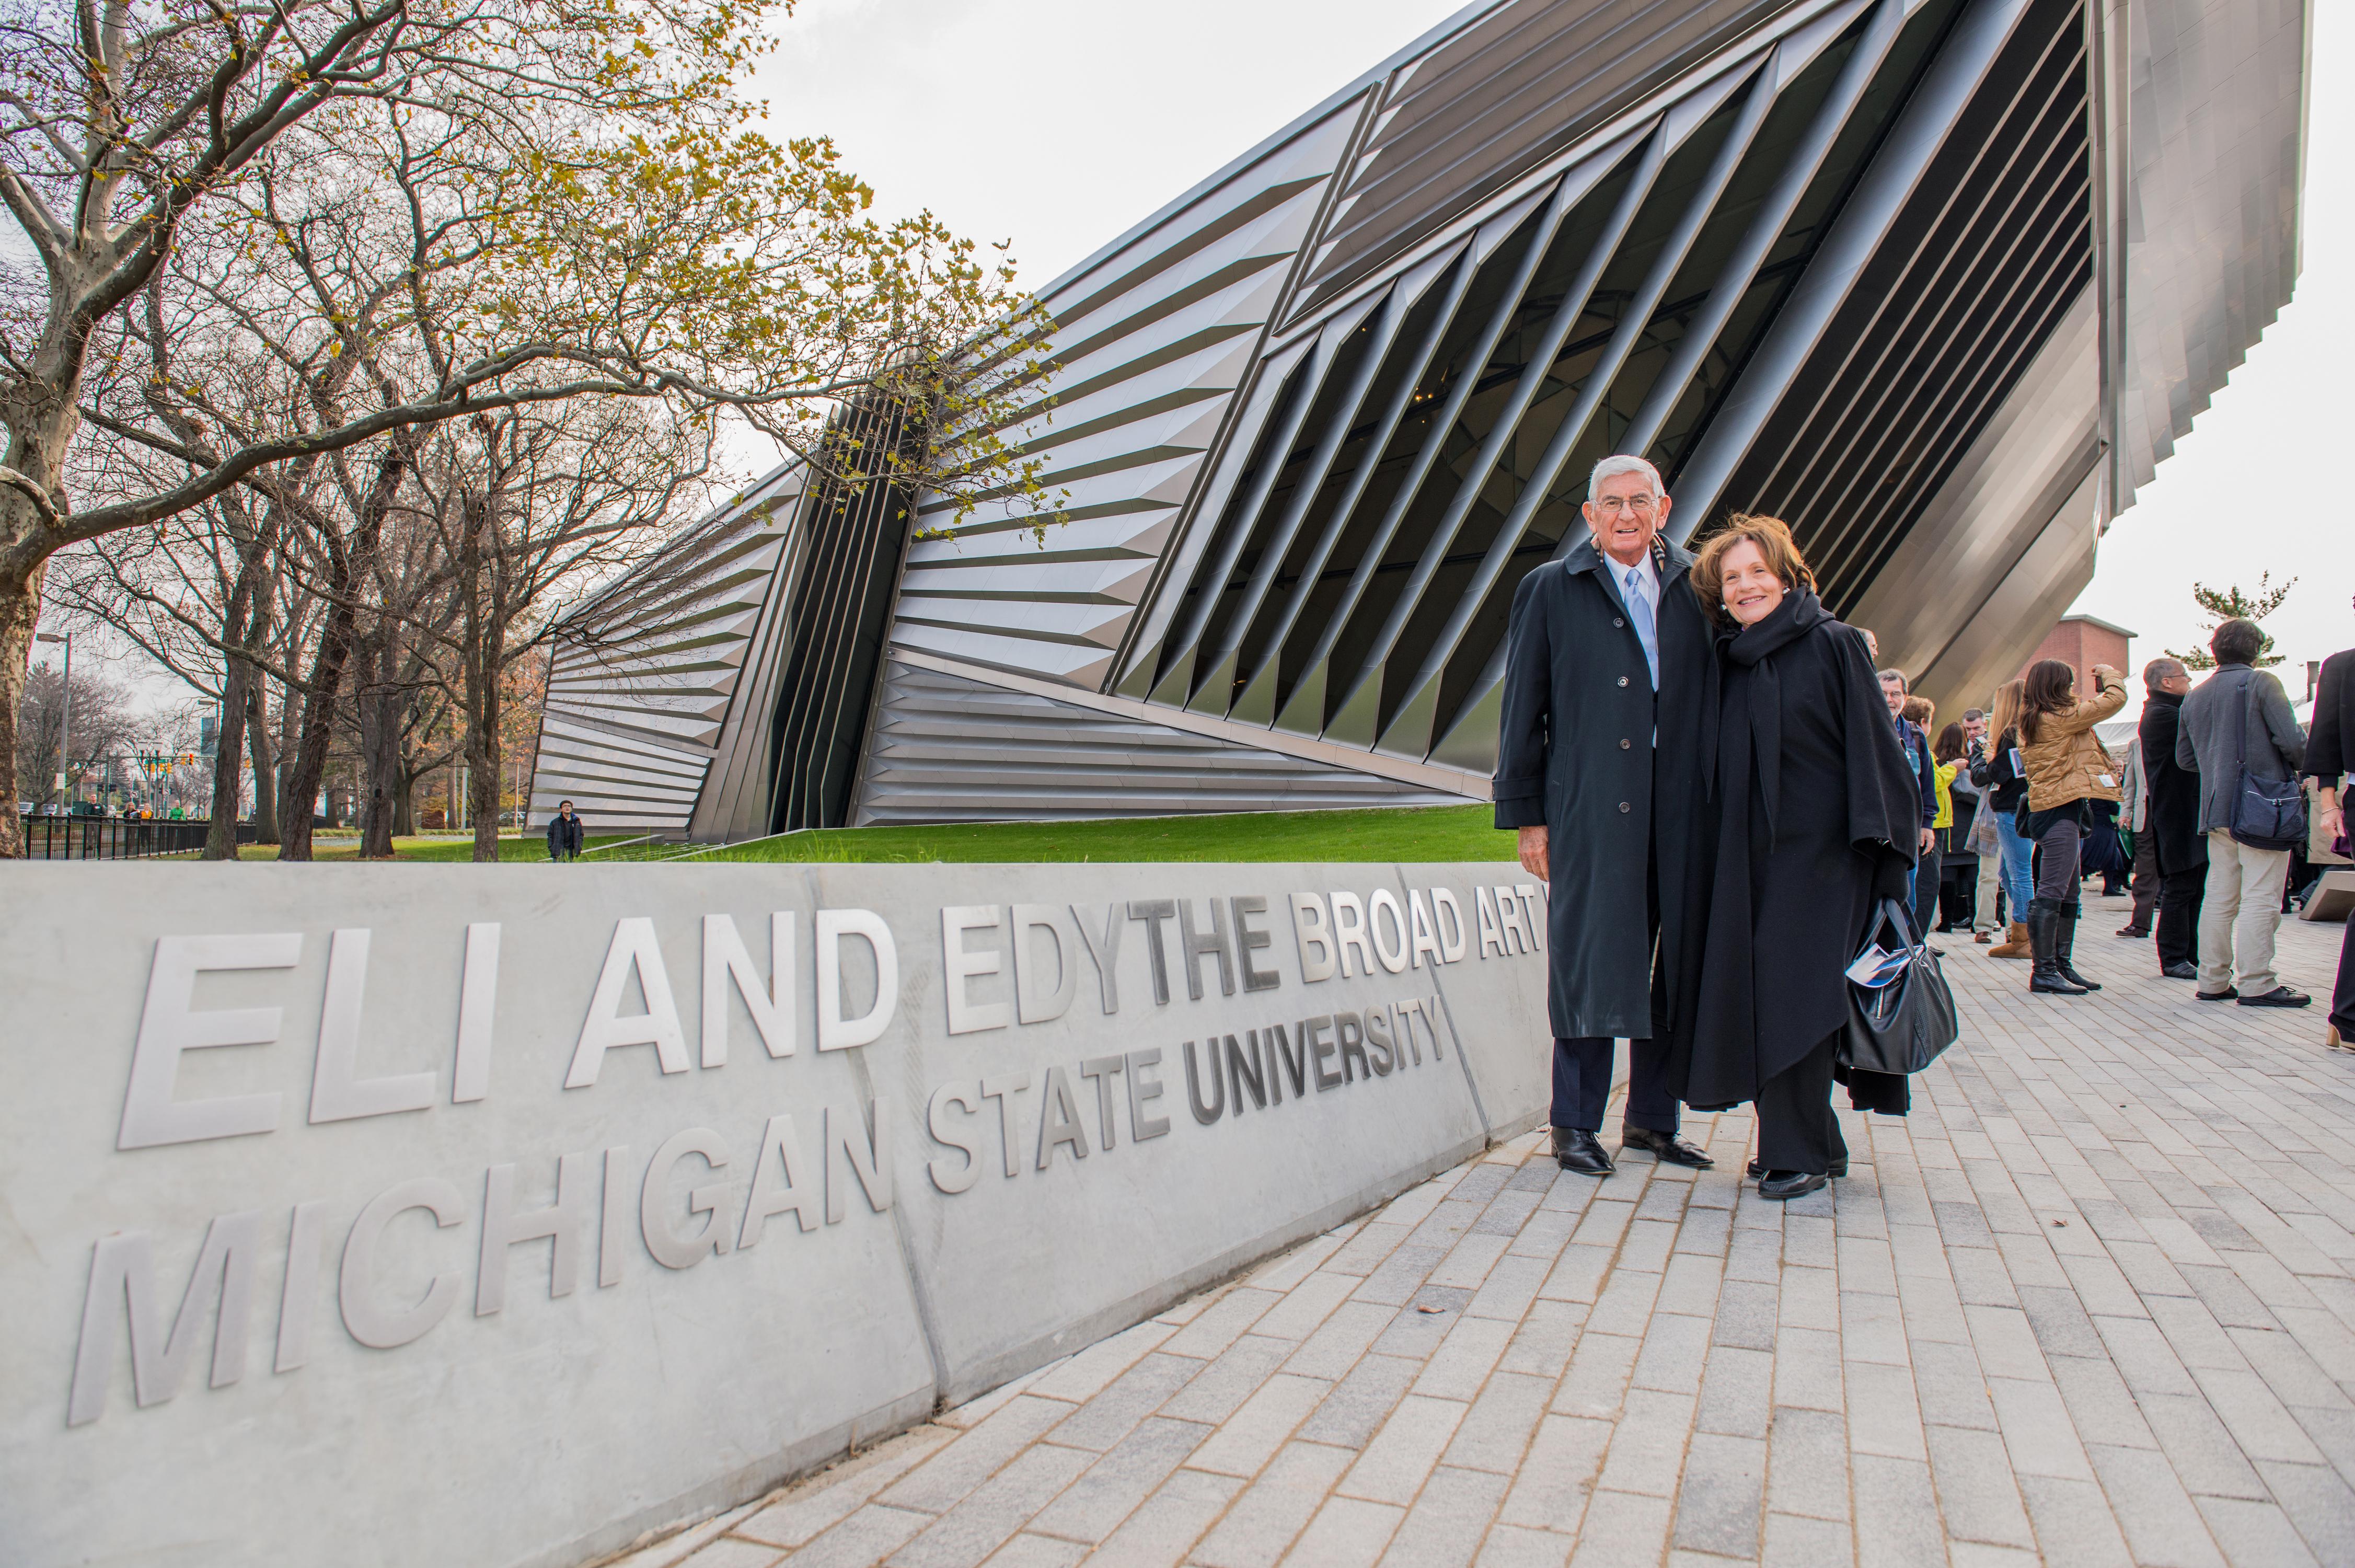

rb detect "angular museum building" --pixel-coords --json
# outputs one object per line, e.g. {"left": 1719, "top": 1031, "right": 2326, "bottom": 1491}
{"left": 532, "top": 0, "right": 2308, "bottom": 838}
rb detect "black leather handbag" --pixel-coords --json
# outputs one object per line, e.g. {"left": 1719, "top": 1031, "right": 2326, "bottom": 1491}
{"left": 1840, "top": 898, "right": 1959, "bottom": 1077}
{"left": 2228, "top": 674, "right": 2306, "bottom": 851}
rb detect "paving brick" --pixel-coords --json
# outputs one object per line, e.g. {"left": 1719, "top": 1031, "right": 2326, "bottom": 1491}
{"left": 784, "top": 1507, "right": 933, "bottom": 1568}
{"left": 1298, "top": 1354, "right": 1421, "bottom": 1450}
{"left": 1081, "top": 1468, "right": 1241, "bottom": 1568}
{"left": 885, "top": 1398, "right": 1076, "bottom": 1513}
{"left": 1694, "top": 1344, "right": 1774, "bottom": 1441}
{"left": 1415, "top": 1313, "right": 1518, "bottom": 1401}
{"left": 1046, "top": 1355, "right": 1202, "bottom": 1454}
{"left": 675, "top": 1539, "right": 782, "bottom": 1568}
{"left": 1338, "top": 1394, "right": 1468, "bottom": 1505}
{"left": 1843, "top": 1361, "right": 1927, "bottom": 1461}
{"left": 1189, "top": 1441, "right": 1354, "bottom": 1568}
{"left": 1283, "top": 1300, "right": 1396, "bottom": 1381}
{"left": 890, "top": 1443, "right": 1093, "bottom": 1568}
{"left": 1761, "top": 1510, "right": 1854, "bottom": 1568}
{"left": 1250, "top": 1271, "right": 1361, "bottom": 1342}
{"left": 737, "top": 1429, "right": 954, "bottom": 1547}
{"left": 1564, "top": 1489, "right": 1673, "bottom": 1568}
{"left": 1160, "top": 1334, "right": 1294, "bottom": 1425}
{"left": 2188, "top": 1496, "right": 2323, "bottom": 1568}
{"left": 1474, "top": 1524, "right": 1575, "bottom": 1567}
{"left": 1926, "top": 1424, "right": 2035, "bottom": 1549}
{"left": 1765, "top": 1406, "right": 1849, "bottom": 1521}
{"left": 2085, "top": 1442, "right": 2224, "bottom": 1568}
{"left": 1446, "top": 1371, "right": 1553, "bottom": 1475}
{"left": 1595, "top": 1390, "right": 1696, "bottom": 1497}
{"left": 1553, "top": 1329, "right": 1641, "bottom": 1420}
{"left": 1186, "top": 1374, "right": 1332, "bottom": 1479}
{"left": 1497, "top": 1416, "right": 1613, "bottom": 1532}
{"left": 1375, "top": 1466, "right": 1509, "bottom": 1568}
{"left": 1496, "top": 1299, "right": 1586, "bottom": 1379}
{"left": 1028, "top": 1319, "right": 1178, "bottom": 1403}
{"left": 1851, "top": 1455, "right": 1943, "bottom": 1568}
{"left": 1026, "top": 1418, "right": 1206, "bottom": 1544}
{"left": 1279, "top": 1495, "right": 1402, "bottom": 1567}
{"left": 1670, "top": 1432, "right": 1765, "bottom": 1559}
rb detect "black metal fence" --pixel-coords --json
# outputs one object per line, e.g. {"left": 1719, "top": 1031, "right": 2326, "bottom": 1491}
{"left": 17, "top": 817, "right": 259, "bottom": 860}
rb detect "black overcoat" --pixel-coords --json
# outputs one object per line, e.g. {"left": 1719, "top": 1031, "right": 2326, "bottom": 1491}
{"left": 1684, "top": 590, "right": 1919, "bottom": 1108}
{"left": 1494, "top": 534, "right": 1712, "bottom": 1043}
{"left": 2138, "top": 693, "right": 2202, "bottom": 874}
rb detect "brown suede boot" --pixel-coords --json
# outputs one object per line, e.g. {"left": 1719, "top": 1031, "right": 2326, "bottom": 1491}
{"left": 1988, "top": 920, "right": 2030, "bottom": 959}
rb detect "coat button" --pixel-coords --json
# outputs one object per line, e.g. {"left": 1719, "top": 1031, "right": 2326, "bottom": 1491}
{"left": 1617, "top": 676, "right": 1629, "bottom": 687}
{"left": 1614, "top": 618, "right": 1625, "bottom": 628}
{"left": 1620, "top": 739, "right": 1631, "bottom": 750}
{"left": 1619, "top": 802, "right": 1632, "bottom": 813}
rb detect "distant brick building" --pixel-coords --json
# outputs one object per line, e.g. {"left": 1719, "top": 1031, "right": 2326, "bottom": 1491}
{"left": 2022, "top": 614, "right": 2136, "bottom": 695}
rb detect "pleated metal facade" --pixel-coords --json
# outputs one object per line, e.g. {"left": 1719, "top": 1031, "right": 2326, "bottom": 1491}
{"left": 533, "top": 0, "right": 2308, "bottom": 837}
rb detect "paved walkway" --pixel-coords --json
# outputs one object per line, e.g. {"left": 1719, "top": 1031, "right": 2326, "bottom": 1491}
{"left": 607, "top": 901, "right": 2355, "bottom": 1568}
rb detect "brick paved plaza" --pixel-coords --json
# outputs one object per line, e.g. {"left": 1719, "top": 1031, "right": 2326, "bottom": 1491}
{"left": 605, "top": 903, "right": 2355, "bottom": 1568}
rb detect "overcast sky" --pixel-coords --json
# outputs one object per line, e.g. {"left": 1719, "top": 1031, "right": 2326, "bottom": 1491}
{"left": 746, "top": 0, "right": 2348, "bottom": 720}
{"left": 42, "top": 0, "right": 2350, "bottom": 726}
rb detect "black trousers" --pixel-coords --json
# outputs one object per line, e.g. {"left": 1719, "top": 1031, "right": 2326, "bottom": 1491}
{"left": 1756, "top": 1033, "right": 1846, "bottom": 1175}
{"left": 1552, "top": 1035, "right": 1679, "bottom": 1134}
{"left": 1551, "top": 824, "right": 1678, "bottom": 1135}
{"left": 2155, "top": 860, "right": 2208, "bottom": 969}
{"left": 2128, "top": 829, "right": 2159, "bottom": 928}
{"left": 2331, "top": 913, "right": 2354, "bottom": 1037}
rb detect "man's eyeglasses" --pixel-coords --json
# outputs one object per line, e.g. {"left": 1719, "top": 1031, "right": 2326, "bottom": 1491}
{"left": 1590, "top": 494, "right": 1659, "bottom": 516}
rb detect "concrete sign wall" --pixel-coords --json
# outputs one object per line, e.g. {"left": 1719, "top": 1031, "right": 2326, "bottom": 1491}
{"left": 0, "top": 861, "right": 1550, "bottom": 1568}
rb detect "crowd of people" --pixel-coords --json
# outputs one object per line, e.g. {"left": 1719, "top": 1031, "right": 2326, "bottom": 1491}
{"left": 1495, "top": 455, "right": 2354, "bottom": 1200}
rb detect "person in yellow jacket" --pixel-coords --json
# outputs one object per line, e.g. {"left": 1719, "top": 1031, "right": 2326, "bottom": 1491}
{"left": 2016, "top": 658, "right": 2128, "bottom": 995}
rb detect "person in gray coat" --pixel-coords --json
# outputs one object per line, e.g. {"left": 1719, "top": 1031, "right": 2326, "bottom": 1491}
{"left": 2174, "top": 619, "right": 2308, "bottom": 1006}
{"left": 1496, "top": 454, "right": 1714, "bottom": 1178}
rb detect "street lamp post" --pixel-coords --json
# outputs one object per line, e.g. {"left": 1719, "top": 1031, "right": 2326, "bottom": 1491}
{"left": 33, "top": 631, "right": 68, "bottom": 812}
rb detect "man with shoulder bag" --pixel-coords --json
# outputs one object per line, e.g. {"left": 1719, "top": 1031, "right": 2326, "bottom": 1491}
{"left": 2175, "top": 620, "right": 2309, "bottom": 1006}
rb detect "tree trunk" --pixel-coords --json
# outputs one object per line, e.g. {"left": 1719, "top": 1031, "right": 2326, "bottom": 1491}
{"left": 357, "top": 682, "right": 402, "bottom": 858}
{"left": 247, "top": 684, "right": 279, "bottom": 844}
{"left": 0, "top": 567, "right": 36, "bottom": 859}
{"left": 203, "top": 655, "right": 252, "bottom": 860}
{"left": 278, "top": 444, "right": 408, "bottom": 860}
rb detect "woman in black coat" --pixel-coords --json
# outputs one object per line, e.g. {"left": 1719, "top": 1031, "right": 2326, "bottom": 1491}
{"left": 1686, "top": 516, "right": 1921, "bottom": 1199}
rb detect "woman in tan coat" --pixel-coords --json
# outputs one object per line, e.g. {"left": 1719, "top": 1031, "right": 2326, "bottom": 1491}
{"left": 2016, "top": 658, "right": 2128, "bottom": 994}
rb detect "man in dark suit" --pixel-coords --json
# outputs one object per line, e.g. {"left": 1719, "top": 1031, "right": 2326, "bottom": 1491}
{"left": 2138, "top": 659, "right": 2204, "bottom": 977}
{"left": 2308, "top": 618, "right": 2353, "bottom": 1048}
{"left": 1495, "top": 455, "right": 1714, "bottom": 1177}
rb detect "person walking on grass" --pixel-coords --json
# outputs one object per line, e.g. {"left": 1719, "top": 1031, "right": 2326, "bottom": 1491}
{"left": 547, "top": 800, "right": 585, "bottom": 861}
{"left": 1686, "top": 516, "right": 1920, "bottom": 1200}
{"left": 2177, "top": 618, "right": 2310, "bottom": 1007}
{"left": 2016, "top": 658, "right": 2127, "bottom": 996}
{"left": 2307, "top": 614, "right": 2353, "bottom": 1048}
{"left": 1495, "top": 454, "right": 1715, "bottom": 1178}
{"left": 1973, "top": 680, "right": 2036, "bottom": 960}
{"left": 2137, "top": 658, "right": 2206, "bottom": 979}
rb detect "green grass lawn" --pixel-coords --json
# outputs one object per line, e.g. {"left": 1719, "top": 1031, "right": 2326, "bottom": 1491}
{"left": 697, "top": 804, "right": 1515, "bottom": 864}
{"left": 198, "top": 806, "right": 1515, "bottom": 864}
{"left": 230, "top": 833, "right": 644, "bottom": 861}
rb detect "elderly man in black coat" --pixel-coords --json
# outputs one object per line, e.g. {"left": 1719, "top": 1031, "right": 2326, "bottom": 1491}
{"left": 2137, "top": 659, "right": 2204, "bottom": 977}
{"left": 1495, "top": 454, "right": 1714, "bottom": 1178}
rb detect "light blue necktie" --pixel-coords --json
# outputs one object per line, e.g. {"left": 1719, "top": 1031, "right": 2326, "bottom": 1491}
{"left": 1624, "top": 565, "right": 1659, "bottom": 689}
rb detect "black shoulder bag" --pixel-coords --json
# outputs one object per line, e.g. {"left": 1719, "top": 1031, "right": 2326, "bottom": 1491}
{"left": 1840, "top": 897, "right": 1959, "bottom": 1077}
{"left": 2228, "top": 673, "right": 2306, "bottom": 851}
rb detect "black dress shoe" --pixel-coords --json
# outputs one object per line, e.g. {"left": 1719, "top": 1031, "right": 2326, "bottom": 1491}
{"left": 2117, "top": 924, "right": 2151, "bottom": 938}
{"left": 1748, "top": 1156, "right": 1846, "bottom": 1179}
{"left": 2241, "top": 986, "right": 2313, "bottom": 1008}
{"left": 1551, "top": 1127, "right": 1614, "bottom": 1177}
{"left": 1758, "top": 1170, "right": 1828, "bottom": 1200}
{"left": 1622, "top": 1126, "right": 1714, "bottom": 1168}
{"left": 2161, "top": 961, "right": 2198, "bottom": 979}
{"left": 2196, "top": 986, "right": 2239, "bottom": 1002}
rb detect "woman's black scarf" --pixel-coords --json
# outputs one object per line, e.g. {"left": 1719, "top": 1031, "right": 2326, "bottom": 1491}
{"left": 1702, "top": 585, "right": 1834, "bottom": 850}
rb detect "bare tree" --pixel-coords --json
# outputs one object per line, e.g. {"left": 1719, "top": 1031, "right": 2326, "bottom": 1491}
{"left": 15, "top": 661, "right": 139, "bottom": 809}
{"left": 1, "top": 0, "right": 1054, "bottom": 856}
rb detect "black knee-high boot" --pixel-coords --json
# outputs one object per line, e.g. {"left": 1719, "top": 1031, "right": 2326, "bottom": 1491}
{"left": 2054, "top": 901, "right": 2101, "bottom": 991}
{"left": 2029, "top": 898, "right": 2088, "bottom": 996}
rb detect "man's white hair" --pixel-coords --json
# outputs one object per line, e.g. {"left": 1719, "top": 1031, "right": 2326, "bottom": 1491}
{"left": 1587, "top": 454, "right": 1665, "bottom": 502}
